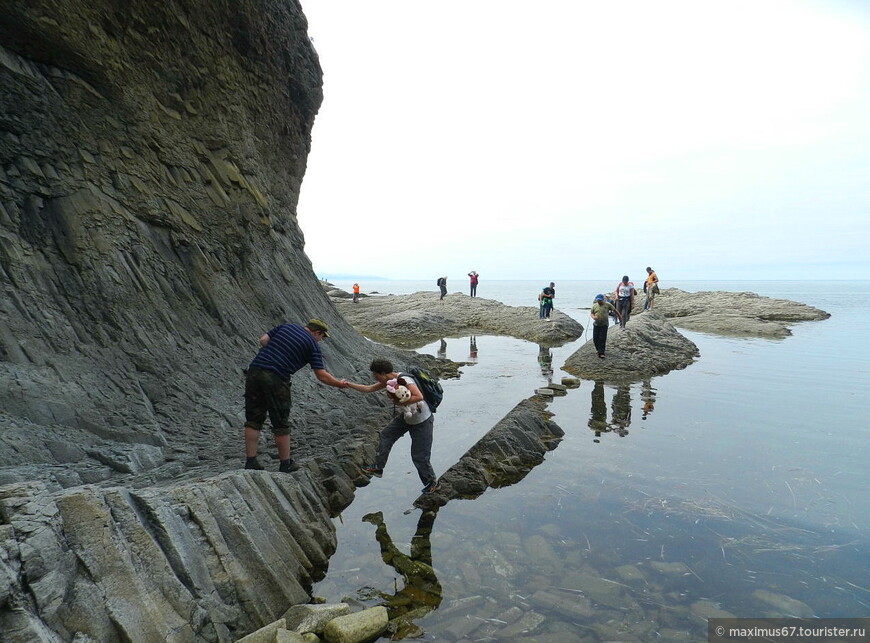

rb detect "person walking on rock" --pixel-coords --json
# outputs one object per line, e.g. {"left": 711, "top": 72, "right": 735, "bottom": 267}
{"left": 644, "top": 267, "right": 659, "bottom": 310}
{"left": 437, "top": 276, "right": 447, "bottom": 300}
{"left": 352, "top": 283, "right": 360, "bottom": 303}
{"left": 591, "top": 294, "right": 621, "bottom": 358}
{"left": 614, "top": 276, "right": 635, "bottom": 329}
{"left": 467, "top": 271, "right": 479, "bottom": 297}
{"left": 345, "top": 358, "right": 440, "bottom": 494}
{"left": 242, "top": 319, "right": 347, "bottom": 472}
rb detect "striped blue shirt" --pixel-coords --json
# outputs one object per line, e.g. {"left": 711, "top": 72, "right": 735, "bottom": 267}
{"left": 249, "top": 323, "right": 324, "bottom": 380}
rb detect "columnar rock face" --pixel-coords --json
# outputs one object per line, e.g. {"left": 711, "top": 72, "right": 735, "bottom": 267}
{"left": 0, "top": 1, "right": 413, "bottom": 639}
{"left": 0, "top": 1, "right": 404, "bottom": 484}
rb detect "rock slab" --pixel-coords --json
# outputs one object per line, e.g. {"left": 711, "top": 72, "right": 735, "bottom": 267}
{"left": 564, "top": 310, "right": 699, "bottom": 381}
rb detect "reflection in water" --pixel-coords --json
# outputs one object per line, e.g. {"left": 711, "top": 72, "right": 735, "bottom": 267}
{"left": 588, "top": 381, "right": 635, "bottom": 440}
{"left": 641, "top": 379, "right": 657, "bottom": 419}
{"left": 588, "top": 381, "right": 608, "bottom": 441}
{"left": 362, "top": 509, "right": 442, "bottom": 639}
{"left": 610, "top": 383, "right": 631, "bottom": 436}
{"left": 468, "top": 335, "right": 478, "bottom": 363}
{"left": 437, "top": 339, "right": 447, "bottom": 359}
{"left": 537, "top": 344, "right": 553, "bottom": 381}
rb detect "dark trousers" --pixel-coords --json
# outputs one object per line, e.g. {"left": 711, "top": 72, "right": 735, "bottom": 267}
{"left": 376, "top": 414, "right": 436, "bottom": 485}
{"left": 593, "top": 324, "right": 609, "bottom": 356}
{"left": 439, "top": 286, "right": 447, "bottom": 300}
{"left": 470, "top": 283, "right": 477, "bottom": 297}
{"left": 616, "top": 298, "right": 631, "bottom": 327}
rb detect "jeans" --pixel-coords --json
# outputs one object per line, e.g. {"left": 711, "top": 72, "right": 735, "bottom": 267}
{"left": 375, "top": 414, "right": 436, "bottom": 485}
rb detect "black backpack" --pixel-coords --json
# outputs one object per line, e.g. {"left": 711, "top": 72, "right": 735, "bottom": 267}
{"left": 436, "top": 277, "right": 444, "bottom": 287}
{"left": 400, "top": 367, "right": 443, "bottom": 413}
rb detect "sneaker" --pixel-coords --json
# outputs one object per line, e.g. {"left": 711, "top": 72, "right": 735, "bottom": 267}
{"left": 244, "top": 458, "right": 264, "bottom": 470}
{"left": 363, "top": 465, "right": 383, "bottom": 478}
{"left": 278, "top": 460, "right": 299, "bottom": 473}
{"left": 421, "top": 480, "right": 440, "bottom": 494}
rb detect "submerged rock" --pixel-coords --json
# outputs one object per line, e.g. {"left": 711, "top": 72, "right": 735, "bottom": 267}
{"left": 332, "top": 291, "right": 584, "bottom": 348}
{"left": 414, "top": 396, "right": 564, "bottom": 509}
{"left": 652, "top": 288, "right": 830, "bottom": 338}
{"left": 563, "top": 311, "right": 699, "bottom": 381}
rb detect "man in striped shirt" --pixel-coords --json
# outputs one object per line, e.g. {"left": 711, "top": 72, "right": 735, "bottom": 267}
{"left": 243, "top": 318, "right": 347, "bottom": 472}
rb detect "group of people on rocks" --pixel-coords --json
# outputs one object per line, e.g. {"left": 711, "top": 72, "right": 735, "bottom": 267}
{"left": 589, "top": 267, "right": 659, "bottom": 359}
{"left": 241, "top": 319, "right": 440, "bottom": 494}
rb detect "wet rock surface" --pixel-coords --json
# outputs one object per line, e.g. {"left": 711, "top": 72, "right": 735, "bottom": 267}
{"left": 652, "top": 288, "right": 830, "bottom": 338}
{"left": 330, "top": 289, "right": 584, "bottom": 349}
{"left": 563, "top": 310, "right": 700, "bottom": 382}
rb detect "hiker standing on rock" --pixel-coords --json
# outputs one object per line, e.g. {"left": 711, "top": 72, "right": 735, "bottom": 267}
{"left": 437, "top": 276, "right": 447, "bottom": 300}
{"left": 540, "top": 282, "right": 555, "bottom": 320}
{"left": 468, "top": 271, "right": 479, "bottom": 297}
{"left": 643, "top": 267, "right": 659, "bottom": 310}
{"left": 352, "top": 283, "right": 360, "bottom": 303}
{"left": 591, "top": 294, "right": 622, "bottom": 359}
{"left": 344, "top": 358, "right": 440, "bottom": 494}
{"left": 614, "top": 276, "right": 635, "bottom": 329}
{"left": 242, "top": 319, "right": 347, "bottom": 472}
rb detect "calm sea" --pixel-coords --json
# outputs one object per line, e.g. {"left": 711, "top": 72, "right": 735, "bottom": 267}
{"left": 317, "top": 280, "right": 869, "bottom": 640}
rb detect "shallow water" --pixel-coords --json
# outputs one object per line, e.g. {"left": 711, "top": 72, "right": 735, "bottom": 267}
{"left": 314, "top": 281, "right": 869, "bottom": 640}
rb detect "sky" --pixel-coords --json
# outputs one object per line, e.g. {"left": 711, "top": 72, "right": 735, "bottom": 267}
{"left": 296, "top": 0, "right": 870, "bottom": 281}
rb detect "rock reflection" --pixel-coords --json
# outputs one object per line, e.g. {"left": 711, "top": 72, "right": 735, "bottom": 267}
{"left": 362, "top": 509, "right": 442, "bottom": 639}
{"left": 437, "top": 339, "right": 447, "bottom": 359}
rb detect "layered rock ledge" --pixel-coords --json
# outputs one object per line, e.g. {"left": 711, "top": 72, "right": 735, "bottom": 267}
{"left": 331, "top": 291, "right": 584, "bottom": 348}
{"left": 652, "top": 288, "right": 830, "bottom": 338}
{"left": 563, "top": 310, "right": 699, "bottom": 382}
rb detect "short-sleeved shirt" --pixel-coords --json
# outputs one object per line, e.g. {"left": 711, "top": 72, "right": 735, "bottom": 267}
{"left": 645, "top": 272, "right": 658, "bottom": 287}
{"left": 591, "top": 301, "right": 616, "bottom": 326}
{"left": 395, "top": 373, "right": 432, "bottom": 425}
{"left": 616, "top": 282, "right": 634, "bottom": 298}
{"left": 249, "top": 323, "right": 323, "bottom": 380}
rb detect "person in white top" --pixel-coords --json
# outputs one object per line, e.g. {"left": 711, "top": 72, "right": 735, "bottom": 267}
{"left": 613, "top": 276, "right": 636, "bottom": 329}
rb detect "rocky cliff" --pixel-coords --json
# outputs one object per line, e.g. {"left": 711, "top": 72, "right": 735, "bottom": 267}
{"left": 0, "top": 1, "right": 416, "bottom": 639}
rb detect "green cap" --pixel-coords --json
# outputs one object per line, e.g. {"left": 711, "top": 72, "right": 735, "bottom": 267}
{"left": 307, "top": 318, "right": 329, "bottom": 337}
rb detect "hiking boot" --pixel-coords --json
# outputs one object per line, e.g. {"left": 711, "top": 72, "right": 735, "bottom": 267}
{"left": 421, "top": 480, "right": 440, "bottom": 494}
{"left": 244, "top": 458, "right": 264, "bottom": 470}
{"left": 278, "top": 459, "right": 299, "bottom": 473}
{"left": 363, "top": 465, "right": 383, "bottom": 478}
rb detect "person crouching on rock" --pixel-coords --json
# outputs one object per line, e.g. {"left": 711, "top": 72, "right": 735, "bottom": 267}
{"left": 242, "top": 318, "right": 348, "bottom": 473}
{"left": 344, "top": 358, "right": 440, "bottom": 494}
{"left": 591, "top": 294, "right": 621, "bottom": 359}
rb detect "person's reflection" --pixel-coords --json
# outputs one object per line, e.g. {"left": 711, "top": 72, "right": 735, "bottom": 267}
{"left": 468, "top": 335, "right": 478, "bottom": 363}
{"left": 537, "top": 345, "right": 553, "bottom": 381}
{"left": 362, "top": 509, "right": 442, "bottom": 637}
{"left": 437, "top": 339, "right": 447, "bottom": 359}
{"left": 610, "top": 383, "right": 632, "bottom": 437}
{"left": 641, "top": 379, "right": 656, "bottom": 419}
{"left": 588, "top": 380, "right": 608, "bottom": 442}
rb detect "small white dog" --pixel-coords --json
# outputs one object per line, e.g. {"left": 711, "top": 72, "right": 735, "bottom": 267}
{"left": 386, "top": 379, "right": 424, "bottom": 420}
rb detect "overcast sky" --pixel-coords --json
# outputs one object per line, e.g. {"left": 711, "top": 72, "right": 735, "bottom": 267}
{"left": 296, "top": 1, "right": 870, "bottom": 281}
